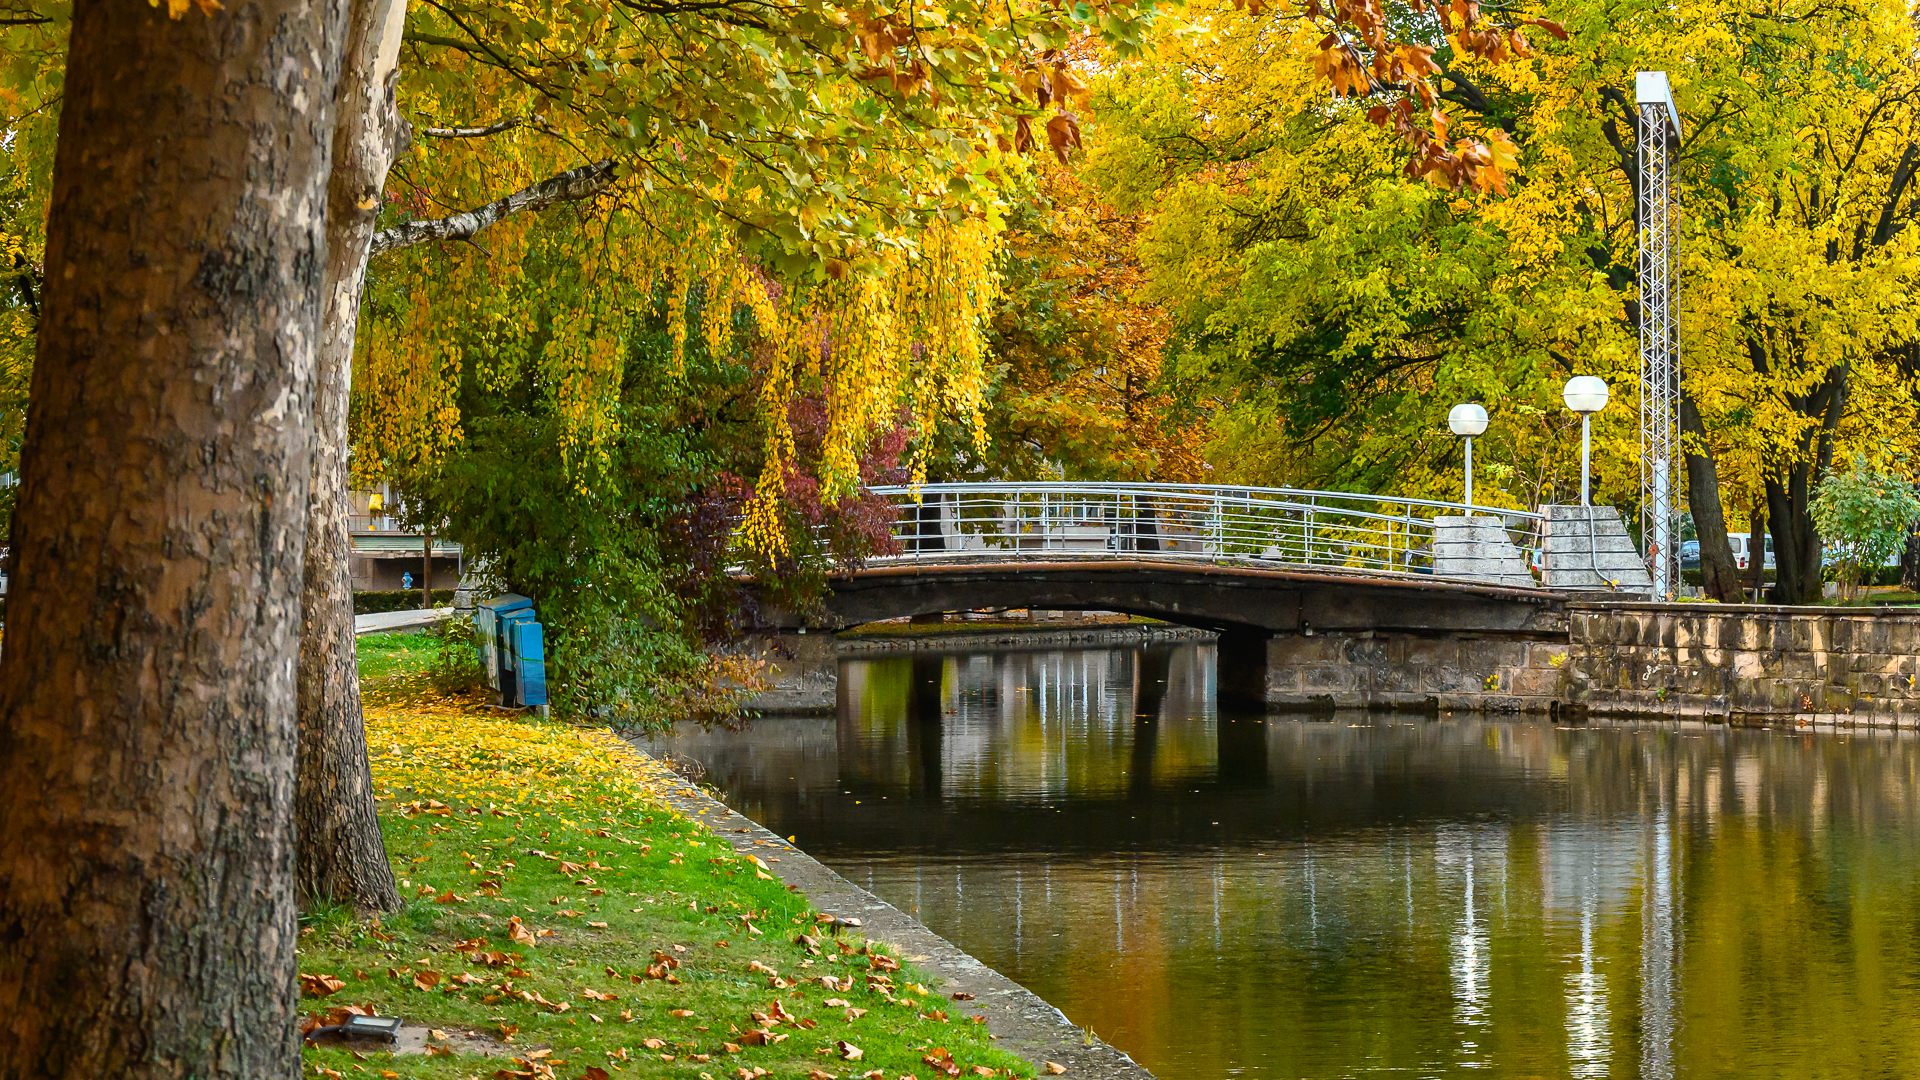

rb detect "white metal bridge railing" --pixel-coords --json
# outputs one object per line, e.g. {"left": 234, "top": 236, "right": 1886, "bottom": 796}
{"left": 860, "top": 482, "right": 1543, "bottom": 580}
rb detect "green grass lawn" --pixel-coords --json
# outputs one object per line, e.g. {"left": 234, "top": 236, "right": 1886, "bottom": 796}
{"left": 299, "top": 637, "right": 1029, "bottom": 1080}
{"left": 354, "top": 628, "right": 446, "bottom": 683}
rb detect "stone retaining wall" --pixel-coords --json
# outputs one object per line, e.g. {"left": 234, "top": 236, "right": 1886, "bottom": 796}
{"left": 1264, "top": 630, "right": 1569, "bottom": 715}
{"left": 1260, "top": 603, "right": 1920, "bottom": 727}
{"left": 1562, "top": 603, "right": 1920, "bottom": 726}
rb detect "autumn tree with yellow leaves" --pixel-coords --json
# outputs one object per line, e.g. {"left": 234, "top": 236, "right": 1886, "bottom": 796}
{"left": 1092, "top": 0, "right": 1920, "bottom": 602}
{"left": 976, "top": 154, "right": 1209, "bottom": 481}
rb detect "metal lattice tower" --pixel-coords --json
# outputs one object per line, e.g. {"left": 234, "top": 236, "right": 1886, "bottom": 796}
{"left": 1637, "top": 72, "right": 1682, "bottom": 602}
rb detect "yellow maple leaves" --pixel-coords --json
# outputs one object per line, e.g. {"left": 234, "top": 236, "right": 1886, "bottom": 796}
{"left": 1311, "top": 38, "right": 1371, "bottom": 98}
{"left": 364, "top": 701, "right": 675, "bottom": 810}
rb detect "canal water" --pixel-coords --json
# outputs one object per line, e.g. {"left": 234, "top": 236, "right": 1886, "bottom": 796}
{"left": 645, "top": 642, "right": 1920, "bottom": 1079}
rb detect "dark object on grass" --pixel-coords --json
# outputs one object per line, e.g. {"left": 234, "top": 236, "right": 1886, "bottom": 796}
{"left": 816, "top": 914, "right": 863, "bottom": 936}
{"left": 305, "top": 1014, "right": 404, "bottom": 1043}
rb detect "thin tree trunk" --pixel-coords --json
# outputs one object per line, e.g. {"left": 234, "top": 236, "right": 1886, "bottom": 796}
{"left": 0, "top": 0, "right": 341, "bottom": 1072}
{"left": 1680, "top": 392, "right": 1741, "bottom": 601}
{"left": 423, "top": 528, "right": 433, "bottom": 608}
{"left": 1748, "top": 505, "right": 1767, "bottom": 602}
{"left": 1766, "top": 476, "right": 1801, "bottom": 603}
{"left": 1903, "top": 522, "right": 1920, "bottom": 593}
{"left": 295, "top": 0, "right": 407, "bottom": 914}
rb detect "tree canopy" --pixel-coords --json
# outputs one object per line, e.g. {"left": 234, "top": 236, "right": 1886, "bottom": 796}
{"left": 1085, "top": 0, "right": 1920, "bottom": 598}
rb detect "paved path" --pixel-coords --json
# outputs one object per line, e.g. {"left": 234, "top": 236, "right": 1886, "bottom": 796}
{"left": 353, "top": 606, "right": 453, "bottom": 636}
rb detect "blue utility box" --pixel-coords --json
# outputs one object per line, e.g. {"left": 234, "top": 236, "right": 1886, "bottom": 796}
{"left": 508, "top": 618, "right": 548, "bottom": 707}
{"left": 475, "top": 593, "right": 547, "bottom": 709}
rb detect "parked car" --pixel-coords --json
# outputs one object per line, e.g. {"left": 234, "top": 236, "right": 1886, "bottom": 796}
{"left": 1680, "top": 539, "right": 1700, "bottom": 568}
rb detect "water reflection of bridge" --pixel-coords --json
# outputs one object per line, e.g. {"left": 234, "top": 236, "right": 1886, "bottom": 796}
{"left": 705, "top": 646, "right": 1590, "bottom": 853}
{"left": 883, "top": 647, "right": 1272, "bottom": 802}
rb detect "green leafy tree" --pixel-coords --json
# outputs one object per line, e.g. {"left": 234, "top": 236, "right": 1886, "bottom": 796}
{"left": 1809, "top": 456, "right": 1920, "bottom": 599}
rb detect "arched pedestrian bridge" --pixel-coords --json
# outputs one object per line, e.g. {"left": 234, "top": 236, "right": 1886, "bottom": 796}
{"left": 766, "top": 482, "right": 1661, "bottom": 632}
{"left": 744, "top": 482, "right": 1653, "bottom": 711}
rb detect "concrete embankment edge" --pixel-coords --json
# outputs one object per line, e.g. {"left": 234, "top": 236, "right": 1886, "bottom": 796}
{"left": 629, "top": 747, "right": 1157, "bottom": 1080}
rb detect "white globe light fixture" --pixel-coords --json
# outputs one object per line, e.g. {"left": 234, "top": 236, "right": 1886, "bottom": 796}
{"left": 1562, "top": 376, "right": 1610, "bottom": 506}
{"left": 1447, "top": 403, "right": 1490, "bottom": 508}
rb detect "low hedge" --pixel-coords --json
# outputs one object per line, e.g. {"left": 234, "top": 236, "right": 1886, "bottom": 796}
{"left": 1682, "top": 566, "right": 1907, "bottom": 588}
{"left": 353, "top": 588, "right": 455, "bottom": 615}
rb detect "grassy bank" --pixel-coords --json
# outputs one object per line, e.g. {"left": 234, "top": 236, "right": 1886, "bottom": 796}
{"left": 299, "top": 631, "right": 1031, "bottom": 1080}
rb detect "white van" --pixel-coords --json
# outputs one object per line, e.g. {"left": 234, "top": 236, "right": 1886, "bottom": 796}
{"left": 1727, "top": 532, "right": 1774, "bottom": 571}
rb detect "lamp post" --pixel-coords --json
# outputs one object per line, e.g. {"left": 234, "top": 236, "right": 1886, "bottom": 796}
{"left": 1448, "top": 403, "right": 1489, "bottom": 509}
{"left": 1562, "top": 376, "right": 1610, "bottom": 506}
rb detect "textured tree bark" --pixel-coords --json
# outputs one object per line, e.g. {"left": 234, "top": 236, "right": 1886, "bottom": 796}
{"left": 1680, "top": 393, "right": 1742, "bottom": 601}
{"left": 1765, "top": 373, "right": 1845, "bottom": 605}
{"left": 295, "top": 0, "right": 407, "bottom": 914}
{"left": 1748, "top": 506, "right": 1768, "bottom": 602}
{"left": 0, "top": 0, "right": 342, "bottom": 1073}
{"left": 1744, "top": 355, "right": 1847, "bottom": 605}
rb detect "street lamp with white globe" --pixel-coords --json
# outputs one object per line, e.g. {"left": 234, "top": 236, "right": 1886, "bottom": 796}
{"left": 1562, "top": 376, "right": 1609, "bottom": 506}
{"left": 1447, "top": 403, "right": 1490, "bottom": 508}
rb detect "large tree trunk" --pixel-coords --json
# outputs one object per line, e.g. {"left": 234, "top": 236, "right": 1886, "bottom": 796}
{"left": 295, "top": 0, "right": 407, "bottom": 914}
{"left": 1765, "top": 369, "right": 1846, "bottom": 605}
{"left": 0, "top": 0, "right": 341, "bottom": 1073}
{"left": 1767, "top": 465, "right": 1825, "bottom": 604}
{"left": 1680, "top": 392, "right": 1742, "bottom": 601}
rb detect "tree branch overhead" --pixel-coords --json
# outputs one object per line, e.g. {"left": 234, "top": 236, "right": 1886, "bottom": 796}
{"left": 369, "top": 159, "right": 618, "bottom": 257}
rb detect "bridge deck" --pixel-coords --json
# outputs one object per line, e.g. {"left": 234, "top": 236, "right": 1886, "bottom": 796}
{"left": 846, "top": 555, "right": 1560, "bottom": 600}
{"left": 791, "top": 557, "right": 1568, "bottom": 635}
